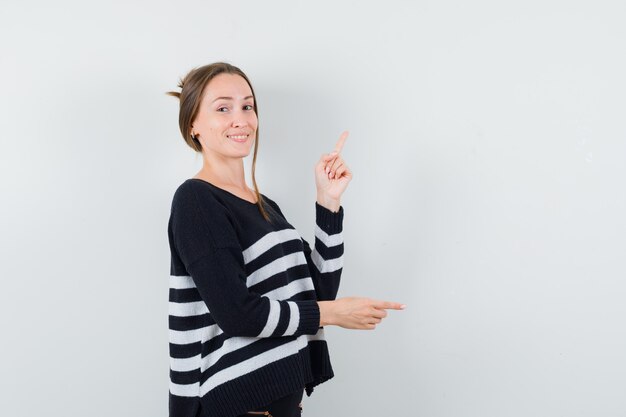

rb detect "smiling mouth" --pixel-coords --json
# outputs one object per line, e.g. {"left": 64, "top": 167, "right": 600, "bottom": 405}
{"left": 227, "top": 134, "right": 249, "bottom": 142}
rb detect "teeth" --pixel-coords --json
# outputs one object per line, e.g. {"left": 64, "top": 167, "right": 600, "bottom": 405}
{"left": 228, "top": 135, "right": 248, "bottom": 139}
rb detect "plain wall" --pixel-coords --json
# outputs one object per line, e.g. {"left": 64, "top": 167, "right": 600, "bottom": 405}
{"left": 1, "top": 0, "right": 625, "bottom": 416}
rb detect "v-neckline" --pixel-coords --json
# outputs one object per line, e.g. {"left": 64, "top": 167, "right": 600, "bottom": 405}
{"left": 189, "top": 178, "right": 259, "bottom": 205}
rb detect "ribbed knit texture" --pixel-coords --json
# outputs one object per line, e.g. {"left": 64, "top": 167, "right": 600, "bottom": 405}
{"left": 167, "top": 178, "right": 344, "bottom": 417}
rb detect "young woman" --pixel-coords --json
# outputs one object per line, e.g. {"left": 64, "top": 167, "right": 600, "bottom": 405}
{"left": 166, "top": 62, "right": 405, "bottom": 417}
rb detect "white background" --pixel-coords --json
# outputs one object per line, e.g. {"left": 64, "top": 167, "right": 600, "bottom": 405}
{"left": 1, "top": 1, "right": 625, "bottom": 416}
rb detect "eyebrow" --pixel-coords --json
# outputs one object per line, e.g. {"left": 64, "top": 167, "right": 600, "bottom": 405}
{"left": 211, "top": 95, "right": 254, "bottom": 103}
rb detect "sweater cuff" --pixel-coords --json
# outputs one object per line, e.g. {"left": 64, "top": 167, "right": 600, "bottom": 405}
{"left": 296, "top": 299, "right": 321, "bottom": 335}
{"left": 315, "top": 202, "right": 344, "bottom": 234}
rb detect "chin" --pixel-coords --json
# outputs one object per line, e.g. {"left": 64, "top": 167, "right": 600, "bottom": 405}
{"left": 234, "top": 148, "right": 253, "bottom": 158}
{"left": 232, "top": 144, "right": 254, "bottom": 158}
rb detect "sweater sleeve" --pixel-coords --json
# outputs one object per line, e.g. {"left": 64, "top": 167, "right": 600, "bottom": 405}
{"left": 300, "top": 202, "right": 344, "bottom": 301}
{"left": 168, "top": 182, "right": 321, "bottom": 338}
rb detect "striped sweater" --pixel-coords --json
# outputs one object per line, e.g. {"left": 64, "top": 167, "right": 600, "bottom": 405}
{"left": 167, "top": 178, "right": 344, "bottom": 417}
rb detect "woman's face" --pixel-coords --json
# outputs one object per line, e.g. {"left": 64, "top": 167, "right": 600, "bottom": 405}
{"left": 192, "top": 73, "right": 258, "bottom": 159}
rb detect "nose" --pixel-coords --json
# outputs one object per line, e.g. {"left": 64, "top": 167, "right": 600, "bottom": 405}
{"left": 231, "top": 110, "right": 246, "bottom": 127}
{"left": 232, "top": 118, "right": 246, "bottom": 128}
{"left": 231, "top": 110, "right": 253, "bottom": 128}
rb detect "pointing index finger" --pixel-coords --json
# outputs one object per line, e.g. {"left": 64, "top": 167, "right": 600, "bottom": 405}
{"left": 373, "top": 300, "right": 407, "bottom": 310}
{"left": 333, "top": 130, "right": 349, "bottom": 154}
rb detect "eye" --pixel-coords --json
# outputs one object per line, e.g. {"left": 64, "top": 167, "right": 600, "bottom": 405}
{"left": 217, "top": 106, "right": 229, "bottom": 112}
{"left": 243, "top": 104, "right": 254, "bottom": 111}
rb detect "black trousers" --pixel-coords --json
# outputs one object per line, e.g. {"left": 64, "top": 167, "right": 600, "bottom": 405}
{"left": 237, "top": 388, "right": 304, "bottom": 417}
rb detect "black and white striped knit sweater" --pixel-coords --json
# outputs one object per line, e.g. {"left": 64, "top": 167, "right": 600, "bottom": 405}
{"left": 167, "top": 178, "right": 344, "bottom": 417}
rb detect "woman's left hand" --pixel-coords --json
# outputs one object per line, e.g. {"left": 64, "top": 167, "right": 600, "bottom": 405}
{"left": 315, "top": 131, "right": 352, "bottom": 208}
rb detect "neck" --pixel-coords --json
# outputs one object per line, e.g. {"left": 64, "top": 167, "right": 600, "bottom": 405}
{"left": 196, "top": 151, "right": 249, "bottom": 190}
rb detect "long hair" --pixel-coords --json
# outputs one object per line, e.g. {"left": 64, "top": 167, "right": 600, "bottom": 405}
{"left": 166, "top": 62, "right": 270, "bottom": 221}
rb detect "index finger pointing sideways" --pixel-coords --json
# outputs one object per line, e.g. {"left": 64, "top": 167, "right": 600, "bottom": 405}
{"left": 373, "top": 300, "right": 407, "bottom": 310}
{"left": 333, "top": 130, "right": 349, "bottom": 154}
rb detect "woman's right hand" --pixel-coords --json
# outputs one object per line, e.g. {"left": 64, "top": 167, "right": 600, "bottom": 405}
{"left": 318, "top": 297, "right": 406, "bottom": 330}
